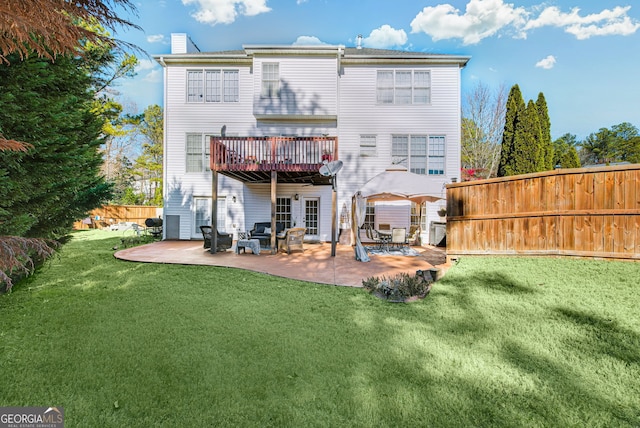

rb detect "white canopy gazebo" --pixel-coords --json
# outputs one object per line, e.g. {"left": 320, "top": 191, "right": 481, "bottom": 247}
{"left": 353, "top": 166, "right": 444, "bottom": 261}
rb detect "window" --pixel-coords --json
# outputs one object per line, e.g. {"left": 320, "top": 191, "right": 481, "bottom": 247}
{"left": 262, "top": 63, "right": 279, "bottom": 98}
{"left": 376, "top": 70, "right": 431, "bottom": 105}
{"left": 223, "top": 70, "right": 239, "bottom": 102}
{"left": 359, "top": 135, "right": 377, "bottom": 157}
{"left": 376, "top": 71, "right": 394, "bottom": 104}
{"left": 391, "top": 135, "right": 408, "bottom": 167}
{"left": 392, "top": 134, "right": 444, "bottom": 175}
{"left": 187, "top": 69, "right": 239, "bottom": 103}
{"left": 361, "top": 202, "right": 375, "bottom": 230}
{"left": 410, "top": 136, "right": 427, "bottom": 174}
{"left": 187, "top": 70, "right": 203, "bottom": 102}
{"left": 186, "top": 134, "right": 211, "bottom": 173}
{"left": 428, "top": 136, "right": 445, "bottom": 175}
{"left": 411, "top": 202, "right": 427, "bottom": 230}
{"left": 276, "top": 197, "right": 292, "bottom": 228}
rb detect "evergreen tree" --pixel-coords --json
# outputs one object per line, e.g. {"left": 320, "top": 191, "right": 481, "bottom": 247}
{"left": 0, "top": 53, "right": 111, "bottom": 237}
{"left": 553, "top": 133, "right": 581, "bottom": 168}
{"left": 514, "top": 100, "right": 543, "bottom": 174}
{"left": 535, "top": 92, "right": 554, "bottom": 170}
{"left": 497, "top": 84, "right": 525, "bottom": 176}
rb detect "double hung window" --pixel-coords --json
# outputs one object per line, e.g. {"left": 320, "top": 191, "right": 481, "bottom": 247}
{"left": 186, "top": 134, "right": 211, "bottom": 173}
{"left": 261, "top": 63, "right": 280, "bottom": 98}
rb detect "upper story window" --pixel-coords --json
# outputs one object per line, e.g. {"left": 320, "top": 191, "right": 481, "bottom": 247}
{"left": 187, "top": 69, "right": 239, "bottom": 103}
{"left": 359, "top": 135, "right": 377, "bottom": 157}
{"left": 261, "top": 63, "right": 280, "bottom": 98}
{"left": 376, "top": 70, "right": 431, "bottom": 105}
{"left": 392, "top": 134, "right": 445, "bottom": 175}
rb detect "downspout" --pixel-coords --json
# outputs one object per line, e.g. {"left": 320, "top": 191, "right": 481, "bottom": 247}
{"left": 159, "top": 56, "right": 168, "bottom": 239}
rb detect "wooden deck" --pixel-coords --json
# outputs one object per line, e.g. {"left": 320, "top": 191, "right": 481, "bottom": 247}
{"left": 210, "top": 136, "right": 337, "bottom": 184}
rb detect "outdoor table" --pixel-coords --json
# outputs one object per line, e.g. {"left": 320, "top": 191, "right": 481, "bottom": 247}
{"left": 236, "top": 238, "right": 260, "bottom": 255}
{"left": 377, "top": 230, "right": 392, "bottom": 251}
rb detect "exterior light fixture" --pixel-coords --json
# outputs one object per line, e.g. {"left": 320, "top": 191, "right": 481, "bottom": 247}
{"left": 294, "top": 194, "right": 299, "bottom": 201}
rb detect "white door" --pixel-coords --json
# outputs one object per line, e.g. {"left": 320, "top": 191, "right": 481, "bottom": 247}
{"left": 303, "top": 197, "right": 320, "bottom": 240}
{"left": 193, "top": 197, "right": 227, "bottom": 239}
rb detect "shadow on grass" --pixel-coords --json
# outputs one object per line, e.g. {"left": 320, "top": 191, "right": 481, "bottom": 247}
{"left": 555, "top": 307, "right": 640, "bottom": 365}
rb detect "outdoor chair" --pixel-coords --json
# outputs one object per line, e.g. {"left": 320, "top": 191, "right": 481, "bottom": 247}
{"left": 408, "top": 225, "right": 421, "bottom": 246}
{"left": 199, "top": 226, "right": 232, "bottom": 252}
{"left": 391, "top": 228, "right": 407, "bottom": 249}
{"left": 364, "top": 224, "right": 388, "bottom": 250}
{"left": 279, "top": 227, "right": 306, "bottom": 254}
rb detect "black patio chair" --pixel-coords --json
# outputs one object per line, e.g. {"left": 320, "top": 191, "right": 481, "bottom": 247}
{"left": 199, "top": 226, "right": 232, "bottom": 252}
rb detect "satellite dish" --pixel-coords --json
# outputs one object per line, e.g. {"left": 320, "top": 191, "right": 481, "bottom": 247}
{"left": 319, "top": 160, "right": 343, "bottom": 177}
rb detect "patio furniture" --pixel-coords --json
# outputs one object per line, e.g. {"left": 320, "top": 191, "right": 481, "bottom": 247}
{"left": 144, "top": 218, "right": 163, "bottom": 238}
{"left": 364, "top": 224, "right": 389, "bottom": 250}
{"left": 391, "top": 228, "right": 407, "bottom": 249}
{"left": 408, "top": 225, "right": 421, "bottom": 246}
{"left": 278, "top": 227, "right": 306, "bottom": 254}
{"left": 236, "top": 238, "right": 260, "bottom": 255}
{"left": 200, "top": 226, "right": 233, "bottom": 251}
{"left": 249, "top": 222, "right": 285, "bottom": 248}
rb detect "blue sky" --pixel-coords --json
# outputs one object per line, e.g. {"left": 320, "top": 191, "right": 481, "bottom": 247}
{"left": 115, "top": 0, "right": 640, "bottom": 140}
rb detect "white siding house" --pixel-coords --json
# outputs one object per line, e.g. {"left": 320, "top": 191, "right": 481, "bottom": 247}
{"left": 155, "top": 34, "right": 469, "bottom": 247}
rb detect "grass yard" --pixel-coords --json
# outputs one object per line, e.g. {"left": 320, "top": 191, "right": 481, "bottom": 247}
{"left": 1, "top": 230, "right": 639, "bottom": 427}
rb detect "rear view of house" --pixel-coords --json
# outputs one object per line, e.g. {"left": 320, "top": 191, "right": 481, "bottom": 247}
{"left": 154, "top": 34, "right": 469, "bottom": 247}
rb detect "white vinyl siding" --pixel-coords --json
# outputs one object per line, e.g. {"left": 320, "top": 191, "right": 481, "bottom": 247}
{"left": 187, "top": 69, "right": 239, "bottom": 103}
{"left": 261, "top": 63, "right": 280, "bottom": 98}
{"left": 376, "top": 70, "right": 431, "bottom": 105}
{"left": 360, "top": 135, "right": 377, "bottom": 157}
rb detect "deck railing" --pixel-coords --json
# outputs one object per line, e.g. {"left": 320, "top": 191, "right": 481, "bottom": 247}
{"left": 210, "top": 136, "right": 337, "bottom": 172}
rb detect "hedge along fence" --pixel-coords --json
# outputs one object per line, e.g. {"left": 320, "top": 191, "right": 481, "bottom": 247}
{"left": 73, "top": 205, "right": 162, "bottom": 230}
{"left": 446, "top": 164, "right": 640, "bottom": 260}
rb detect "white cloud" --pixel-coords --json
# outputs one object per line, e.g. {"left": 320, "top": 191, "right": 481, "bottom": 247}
{"left": 296, "top": 0, "right": 307, "bottom": 4}
{"left": 292, "top": 36, "right": 328, "bottom": 45}
{"left": 410, "top": 1, "right": 640, "bottom": 44}
{"left": 363, "top": 25, "right": 408, "bottom": 49}
{"left": 146, "top": 34, "right": 165, "bottom": 44}
{"left": 535, "top": 55, "right": 556, "bottom": 69}
{"left": 525, "top": 5, "right": 640, "bottom": 39}
{"left": 143, "top": 69, "right": 162, "bottom": 83}
{"left": 410, "top": 0, "right": 526, "bottom": 45}
{"left": 181, "top": 0, "right": 271, "bottom": 26}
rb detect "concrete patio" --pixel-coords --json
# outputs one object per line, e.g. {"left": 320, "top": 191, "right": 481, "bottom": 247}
{"left": 114, "top": 240, "right": 449, "bottom": 287}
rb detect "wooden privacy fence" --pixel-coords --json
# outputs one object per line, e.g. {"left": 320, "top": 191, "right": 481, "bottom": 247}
{"left": 446, "top": 164, "right": 640, "bottom": 260}
{"left": 74, "top": 205, "right": 161, "bottom": 230}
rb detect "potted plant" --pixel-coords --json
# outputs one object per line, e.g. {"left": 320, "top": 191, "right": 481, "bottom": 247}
{"left": 321, "top": 149, "right": 332, "bottom": 162}
{"left": 437, "top": 206, "right": 447, "bottom": 217}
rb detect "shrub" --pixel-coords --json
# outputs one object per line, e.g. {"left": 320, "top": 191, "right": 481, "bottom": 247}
{"left": 362, "top": 271, "right": 434, "bottom": 302}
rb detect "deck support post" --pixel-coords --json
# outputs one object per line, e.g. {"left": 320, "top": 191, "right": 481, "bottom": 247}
{"left": 210, "top": 170, "right": 218, "bottom": 254}
{"left": 270, "top": 170, "right": 277, "bottom": 254}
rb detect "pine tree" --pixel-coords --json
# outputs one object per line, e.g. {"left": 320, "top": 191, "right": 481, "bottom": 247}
{"left": 535, "top": 93, "right": 554, "bottom": 170}
{"left": 497, "top": 84, "right": 525, "bottom": 176}
{"left": 512, "top": 100, "right": 543, "bottom": 174}
{"left": 0, "top": 53, "right": 111, "bottom": 237}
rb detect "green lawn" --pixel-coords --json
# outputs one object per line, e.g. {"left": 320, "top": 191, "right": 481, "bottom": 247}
{"left": 1, "top": 230, "right": 639, "bottom": 427}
